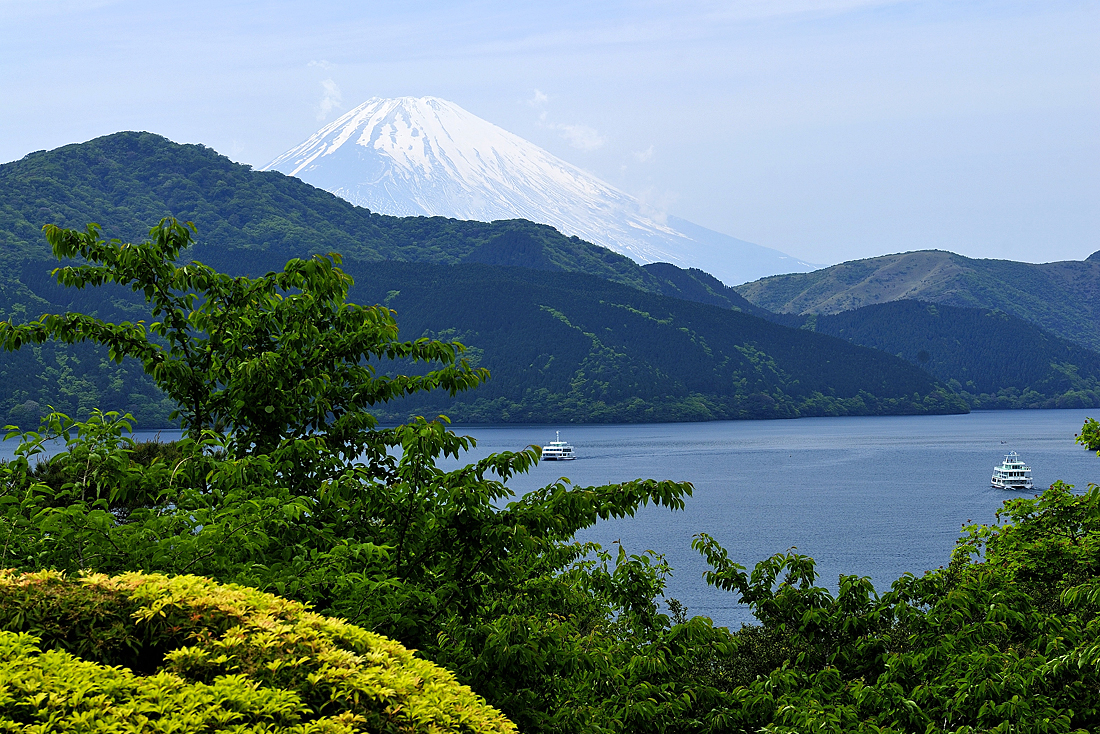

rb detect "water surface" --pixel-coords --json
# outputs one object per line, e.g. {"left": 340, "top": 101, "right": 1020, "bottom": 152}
{"left": 442, "top": 410, "right": 1099, "bottom": 626}
{"left": 6, "top": 410, "right": 1095, "bottom": 627}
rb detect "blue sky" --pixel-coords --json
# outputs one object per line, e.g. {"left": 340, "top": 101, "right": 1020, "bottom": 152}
{"left": 1, "top": 0, "right": 1096, "bottom": 264}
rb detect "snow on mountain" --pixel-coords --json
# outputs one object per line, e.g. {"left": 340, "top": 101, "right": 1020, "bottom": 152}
{"left": 264, "top": 97, "right": 817, "bottom": 285}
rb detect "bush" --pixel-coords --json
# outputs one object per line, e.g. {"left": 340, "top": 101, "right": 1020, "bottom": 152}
{"left": 0, "top": 570, "right": 517, "bottom": 734}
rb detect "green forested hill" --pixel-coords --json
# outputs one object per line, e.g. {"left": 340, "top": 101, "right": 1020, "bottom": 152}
{"left": 734, "top": 250, "right": 1100, "bottom": 351}
{"left": 327, "top": 260, "right": 965, "bottom": 423}
{"left": 0, "top": 131, "right": 771, "bottom": 314}
{"left": 641, "top": 262, "right": 770, "bottom": 315}
{"left": 0, "top": 133, "right": 971, "bottom": 427}
{"left": 0, "top": 131, "right": 658, "bottom": 290}
{"left": 0, "top": 246, "right": 966, "bottom": 426}
{"left": 799, "top": 301, "right": 1100, "bottom": 409}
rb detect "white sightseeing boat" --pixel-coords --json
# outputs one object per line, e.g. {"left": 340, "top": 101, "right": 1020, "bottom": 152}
{"left": 991, "top": 451, "right": 1034, "bottom": 490}
{"left": 542, "top": 431, "right": 575, "bottom": 461}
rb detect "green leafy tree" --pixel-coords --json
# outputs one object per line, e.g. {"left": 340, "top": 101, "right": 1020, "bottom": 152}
{"left": 10, "top": 218, "right": 1100, "bottom": 733}
{"left": 2, "top": 219, "right": 484, "bottom": 460}
{"left": 0, "top": 219, "right": 709, "bottom": 733}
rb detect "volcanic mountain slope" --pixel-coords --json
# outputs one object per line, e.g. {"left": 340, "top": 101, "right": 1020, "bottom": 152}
{"left": 735, "top": 250, "right": 1100, "bottom": 352}
{"left": 264, "top": 96, "right": 817, "bottom": 285}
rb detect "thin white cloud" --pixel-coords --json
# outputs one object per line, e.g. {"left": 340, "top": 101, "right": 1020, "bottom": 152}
{"left": 317, "top": 78, "right": 342, "bottom": 121}
{"left": 529, "top": 91, "right": 605, "bottom": 150}
{"left": 557, "top": 123, "right": 605, "bottom": 151}
{"left": 527, "top": 89, "right": 548, "bottom": 107}
{"left": 633, "top": 145, "right": 654, "bottom": 162}
{"left": 634, "top": 187, "right": 680, "bottom": 226}
{"left": 308, "top": 59, "right": 334, "bottom": 70}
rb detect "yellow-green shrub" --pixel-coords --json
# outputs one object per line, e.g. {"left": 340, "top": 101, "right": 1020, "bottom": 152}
{"left": 0, "top": 570, "right": 517, "bottom": 733}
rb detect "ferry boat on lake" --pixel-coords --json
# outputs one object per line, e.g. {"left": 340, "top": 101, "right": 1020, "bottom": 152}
{"left": 542, "top": 432, "right": 575, "bottom": 461}
{"left": 991, "top": 451, "right": 1034, "bottom": 490}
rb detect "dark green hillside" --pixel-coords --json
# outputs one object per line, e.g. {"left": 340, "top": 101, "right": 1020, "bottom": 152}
{"left": 806, "top": 300, "right": 1100, "bottom": 410}
{"left": 0, "top": 245, "right": 966, "bottom": 426}
{"left": 734, "top": 250, "right": 1100, "bottom": 351}
{"left": 0, "top": 131, "right": 658, "bottom": 290}
{"left": 0, "top": 135, "right": 970, "bottom": 425}
{"left": 1, "top": 132, "right": 791, "bottom": 315}
{"left": 333, "top": 261, "right": 966, "bottom": 423}
{"left": 641, "top": 262, "right": 770, "bottom": 315}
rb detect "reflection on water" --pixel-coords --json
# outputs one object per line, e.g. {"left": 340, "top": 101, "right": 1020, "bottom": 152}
{"left": 4, "top": 410, "right": 1096, "bottom": 627}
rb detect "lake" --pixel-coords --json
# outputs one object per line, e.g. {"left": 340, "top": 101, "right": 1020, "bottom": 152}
{"left": 5, "top": 409, "right": 1096, "bottom": 628}
{"left": 436, "top": 410, "right": 1099, "bottom": 627}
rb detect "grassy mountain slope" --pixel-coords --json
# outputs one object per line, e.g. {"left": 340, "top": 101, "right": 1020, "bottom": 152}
{"left": 801, "top": 301, "right": 1100, "bottom": 409}
{"left": 734, "top": 251, "right": 1100, "bottom": 351}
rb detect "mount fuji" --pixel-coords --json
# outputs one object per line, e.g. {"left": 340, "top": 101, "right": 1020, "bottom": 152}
{"left": 264, "top": 97, "right": 818, "bottom": 285}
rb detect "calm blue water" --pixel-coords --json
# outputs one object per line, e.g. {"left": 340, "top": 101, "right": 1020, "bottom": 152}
{"left": 5, "top": 411, "right": 1097, "bottom": 628}
{"left": 438, "top": 410, "right": 1100, "bottom": 627}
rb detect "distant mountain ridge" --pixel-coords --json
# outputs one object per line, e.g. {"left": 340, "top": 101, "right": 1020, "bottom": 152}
{"left": 0, "top": 132, "right": 669, "bottom": 294}
{"left": 210, "top": 256, "right": 968, "bottom": 423}
{"left": 264, "top": 96, "right": 818, "bottom": 285}
{"left": 735, "top": 250, "right": 1100, "bottom": 352}
{"left": 0, "top": 131, "right": 966, "bottom": 426}
{"left": 801, "top": 301, "right": 1100, "bottom": 410}
{"left": 3, "top": 132, "right": 1096, "bottom": 424}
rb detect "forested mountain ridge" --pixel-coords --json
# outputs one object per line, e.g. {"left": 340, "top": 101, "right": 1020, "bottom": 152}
{"left": 3, "top": 131, "right": 954, "bottom": 427}
{"left": 7, "top": 132, "right": 1089, "bottom": 426}
{"left": 734, "top": 250, "right": 1100, "bottom": 351}
{"left": 320, "top": 261, "right": 968, "bottom": 423}
{"left": 0, "top": 240, "right": 968, "bottom": 426}
{"left": 797, "top": 300, "right": 1100, "bottom": 409}
{"left": 641, "top": 262, "right": 770, "bottom": 316}
{"left": 0, "top": 131, "right": 776, "bottom": 315}
{"left": 0, "top": 132, "right": 658, "bottom": 291}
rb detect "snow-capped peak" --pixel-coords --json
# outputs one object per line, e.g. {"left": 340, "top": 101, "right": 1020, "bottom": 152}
{"left": 264, "top": 97, "right": 816, "bottom": 284}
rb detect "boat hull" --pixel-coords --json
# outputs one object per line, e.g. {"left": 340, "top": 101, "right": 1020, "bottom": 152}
{"left": 991, "top": 478, "right": 1034, "bottom": 490}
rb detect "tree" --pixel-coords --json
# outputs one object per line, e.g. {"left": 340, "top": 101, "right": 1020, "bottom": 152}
{"left": 0, "top": 219, "right": 485, "bottom": 461}
{"left": 0, "top": 219, "right": 705, "bottom": 733}
{"left": 10, "top": 218, "right": 1100, "bottom": 733}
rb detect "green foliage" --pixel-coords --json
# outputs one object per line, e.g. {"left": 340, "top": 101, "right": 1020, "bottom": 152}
{"left": 1079, "top": 417, "right": 1100, "bottom": 453}
{"left": 0, "top": 219, "right": 716, "bottom": 731}
{"left": 1, "top": 220, "right": 486, "bottom": 456}
{"left": 0, "top": 570, "right": 517, "bottom": 733}
{"left": 6, "top": 216, "right": 1100, "bottom": 733}
{"left": 735, "top": 249, "right": 1100, "bottom": 353}
{"left": 339, "top": 261, "right": 968, "bottom": 423}
{"left": 807, "top": 300, "right": 1100, "bottom": 410}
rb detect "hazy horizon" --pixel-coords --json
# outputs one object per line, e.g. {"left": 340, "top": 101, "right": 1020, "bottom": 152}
{"left": 2, "top": 0, "right": 1096, "bottom": 267}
